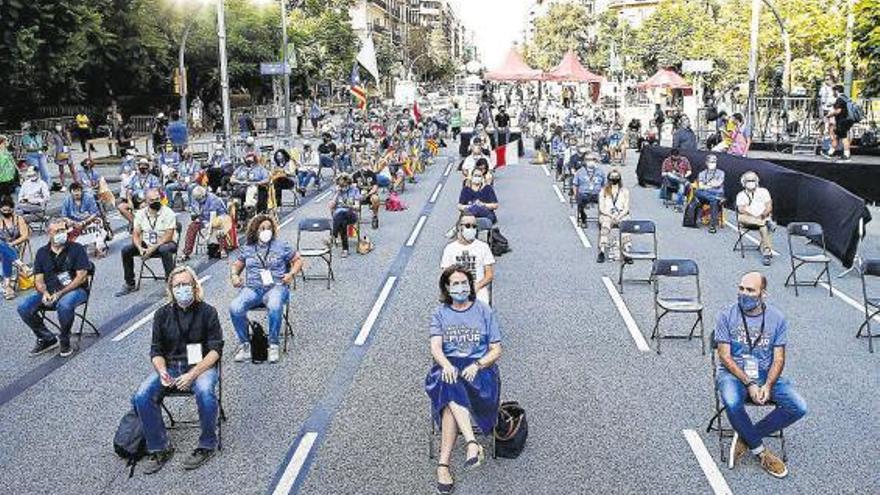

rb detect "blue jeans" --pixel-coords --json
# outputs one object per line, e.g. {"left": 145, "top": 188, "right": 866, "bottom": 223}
{"left": 17, "top": 288, "right": 89, "bottom": 345}
{"left": 229, "top": 285, "right": 290, "bottom": 345}
{"left": 0, "top": 241, "right": 18, "bottom": 278}
{"left": 319, "top": 155, "right": 335, "bottom": 174}
{"left": 297, "top": 170, "right": 318, "bottom": 189}
{"left": 132, "top": 363, "right": 219, "bottom": 452}
{"left": 662, "top": 175, "right": 688, "bottom": 206}
{"left": 695, "top": 189, "right": 724, "bottom": 227}
{"left": 717, "top": 371, "right": 808, "bottom": 450}
{"left": 26, "top": 152, "right": 51, "bottom": 183}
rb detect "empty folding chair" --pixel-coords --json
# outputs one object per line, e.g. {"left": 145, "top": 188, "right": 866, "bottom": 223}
{"left": 732, "top": 211, "right": 762, "bottom": 258}
{"left": 618, "top": 220, "right": 658, "bottom": 292}
{"left": 650, "top": 258, "right": 705, "bottom": 355}
{"left": 296, "top": 218, "right": 334, "bottom": 289}
{"left": 784, "top": 222, "right": 832, "bottom": 297}
{"left": 705, "top": 339, "right": 786, "bottom": 465}
{"left": 857, "top": 259, "right": 880, "bottom": 353}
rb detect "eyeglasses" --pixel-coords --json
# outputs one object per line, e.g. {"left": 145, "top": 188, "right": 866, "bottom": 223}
{"left": 460, "top": 223, "right": 477, "bottom": 228}
{"left": 171, "top": 282, "right": 192, "bottom": 289}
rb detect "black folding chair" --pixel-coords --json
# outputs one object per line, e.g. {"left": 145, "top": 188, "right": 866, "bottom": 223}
{"left": 618, "top": 220, "right": 658, "bottom": 292}
{"left": 251, "top": 296, "right": 295, "bottom": 354}
{"left": 38, "top": 262, "right": 99, "bottom": 350}
{"left": 296, "top": 218, "right": 334, "bottom": 289}
{"left": 428, "top": 359, "right": 499, "bottom": 460}
{"left": 160, "top": 359, "right": 228, "bottom": 451}
{"left": 650, "top": 259, "right": 705, "bottom": 355}
{"left": 136, "top": 222, "right": 183, "bottom": 290}
{"left": 706, "top": 340, "right": 786, "bottom": 465}
{"left": 857, "top": 259, "right": 880, "bottom": 353}
{"left": 784, "top": 222, "right": 832, "bottom": 297}
{"left": 732, "top": 211, "right": 762, "bottom": 258}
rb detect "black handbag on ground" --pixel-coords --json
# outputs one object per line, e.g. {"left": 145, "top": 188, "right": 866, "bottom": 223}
{"left": 250, "top": 320, "right": 268, "bottom": 363}
{"left": 682, "top": 199, "right": 699, "bottom": 228}
{"left": 494, "top": 401, "right": 528, "bottom": 459}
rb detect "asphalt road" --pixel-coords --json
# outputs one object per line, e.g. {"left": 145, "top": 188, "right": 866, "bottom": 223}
{"left": 0, "top": 140, "right": 877, "bottom": 495}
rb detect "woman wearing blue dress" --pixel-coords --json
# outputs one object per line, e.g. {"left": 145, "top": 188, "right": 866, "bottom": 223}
{"left": 425, "top": 265, "right": 502, "bottom": 495}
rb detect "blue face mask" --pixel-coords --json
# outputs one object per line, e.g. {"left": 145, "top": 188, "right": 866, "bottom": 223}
{"left": 738, "top": 292, "right": 761, "bottom": 312}
{"left": 174, "top": 285, "right": 195, "bottom": 307}
{"left": 449, "top": 285, "right": 471, "bottom": 303}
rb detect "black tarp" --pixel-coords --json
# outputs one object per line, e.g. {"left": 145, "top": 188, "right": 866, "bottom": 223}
{"left": 758, "top": 157, "right": 880, "bottom": 203}
{"left": 637, "top": 146, "right": 871, "bottom": 267}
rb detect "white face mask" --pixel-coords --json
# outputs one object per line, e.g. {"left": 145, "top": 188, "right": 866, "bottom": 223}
{"left": 52, "top": 232, "right": 68, "bottom": 245}
{"left": 460, "top": 227, "right": 477, "bottom": 242}
{"left": 258, "top": 229, "right": 273, "bottom": 244}
{"left": 471, "top": 176, "right": 484, "bottom": 186}
{"left": 707, "top": 162, "right": 717, "bottom": 170}
{"left": 745, "top": 180, "right": 758, "bottom": 190}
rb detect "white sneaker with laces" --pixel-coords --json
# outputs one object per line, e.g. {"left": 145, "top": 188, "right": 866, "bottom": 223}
{"left": 268, "top": 344, "right": 280, "bottom": 363}
{"left": 234, "top": 343, "right": 251, "bottom": 362}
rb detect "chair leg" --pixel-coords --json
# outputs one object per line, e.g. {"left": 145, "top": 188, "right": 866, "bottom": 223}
{"left": 428, "top": 417, "right": 435, "bottom": 459}
{"left": 824, "top": 262, "right": 833, "bottom": 297}
{"left": 699, "top": 313, "right": 706, "bottom": 355}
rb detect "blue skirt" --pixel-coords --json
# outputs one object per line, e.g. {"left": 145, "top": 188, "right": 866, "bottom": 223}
{"left": 425, "top": 356, "right": 500, "bottom": 435}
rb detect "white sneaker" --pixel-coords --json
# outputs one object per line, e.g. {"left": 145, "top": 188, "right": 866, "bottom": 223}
{"left": 268, "top": 344, "right": 280, "bottom": 363}
{"left": 234, "top": 343, "right": 251, "bottom": 362}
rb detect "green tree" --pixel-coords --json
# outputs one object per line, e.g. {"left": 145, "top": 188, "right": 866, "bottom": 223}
{"left": 855, "top": 0, "right": 880, "bottom": 96}
{"left": 524, "top": 3, "right": 592, "bottom": 71}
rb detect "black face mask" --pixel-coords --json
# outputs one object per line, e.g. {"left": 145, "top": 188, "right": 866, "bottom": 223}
{"left": 1, "top": 210, "right": 12, "bottom": 217}
{"left": 138, "top": 168, "right": 149, "bottom": 174}
{"left": 149, "top": 201, "right": 162, "bottom": 211}
{"left": 610, "top": 177, "right": 621, "bottom": 185}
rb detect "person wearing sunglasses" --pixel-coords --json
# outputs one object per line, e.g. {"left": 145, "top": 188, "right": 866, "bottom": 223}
{"left": 440, "top": 215, "right": 495, "bottom": 305}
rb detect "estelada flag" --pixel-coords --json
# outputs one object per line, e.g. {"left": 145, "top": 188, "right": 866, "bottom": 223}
{"left": 494, "top": 140, "right": 519, "bottom": 169}
{"left": 412, "top": 100, "right": 422, "bottom": 124}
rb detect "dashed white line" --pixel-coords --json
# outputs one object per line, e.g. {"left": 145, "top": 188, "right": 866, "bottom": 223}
{"left": 406, "top": 215, "right": 428, "bottom": 247}
{"left": 112, "top": 275, "right": 211, "bottom": 342}
{"left": 354, "top": 276, "right": 397, "bottom": 346}
{"left": 568, "top": 215, "right": 592, "bottom": 249}
{"left": 279, "top": 215, "right": 297, "bottom": 229}
{"left": 272, "top": 431, "right": 319, "bottom": 495}
{"left": 429, "top": 183, "right": 443, "bottom": 203}
{"left": 682, "top": 429, "right": 733, "bottom": 495}
{"left": 444, "top": 163, "right": 453, "bottom": 177}
{"left": 315, "top": 189, "right": 333, "bottom": 202}
{"left": 541, "top": 164, "right": 550, "bottom": 176}
{"left": 818, "top": 281, "right": 880, "bottom": 323}
{"left": 602, "top": 276, "right": 651, "bottom": 352}
{"left": 551, "top": 184, "right": 566, "bottom": 203}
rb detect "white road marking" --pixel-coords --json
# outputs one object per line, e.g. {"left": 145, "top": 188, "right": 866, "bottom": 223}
{"left": 541, "top": 164, "right": 550, "bottom": 176}
{"left": 444, "top": 163, "right": 453, "bottom": 177}
{"left": 723, "top": 220, "right": 780, "bottom": 256}
{"left": 430, "top": 183, "right": 443, "bottom": 203}
{"left": 112, "top": 276, "right": 211, "bottom": 342}
{"left": 568, "top": 215, "right": 592, "bottom": 249}
{"left": 272, "top": 432, "right": 319, "bottom": 495}
{"left": 108, "top": 231, "right": 130, "bottom": 245}
{"left": 602, "top": 276, "right": 651, "bottom": 352}
{"left": 315, "top": 189, "right": 333, "bottom": 202}
{"left": 354, "top": 276, "right": 397, "bottom": 346}
{"left": 818, "top": 282, "right": 880, "bottom": 323}
{"left": 682, "top": 429, "right": 733, "bottom": 495}
{"left": 551, "top": 184, "right": 566, "bottom": 203}
{"left": 279, "top": 215, "right": 298, "bottom": 229}
{"left": 406, "top": 216, "right": 428, "bottom": 247}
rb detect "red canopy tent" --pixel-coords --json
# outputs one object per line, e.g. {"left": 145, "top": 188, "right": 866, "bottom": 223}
{"left": 637, "top": 68, "right": 692, "bottom": 89}
{"left": 484, "top": 48, "right": 544, "bottom": 81}
{"left": 545, "top": 50, "right": 603, "bottom": 83}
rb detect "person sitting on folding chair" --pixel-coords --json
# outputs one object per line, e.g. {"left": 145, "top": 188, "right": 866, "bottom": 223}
{"left": 440, "top": 214, "right": 495, "bottom": 305}
{"left": 714, "top": 271, "right": 807, "bottom": 479}
{"left": 660, "top": 148, "right": 692, "bottom": 210}
{"left": 16, "top": 168, "right": 50, "bottom": 217}
{"left": 230, "top": 153, "right": 270, "bottom": 215}
{"left": 116, "top": 189, "right": 178, "bottom": 296}
{"left": 460, "top": 140, "right": 489, "bottom": 181}
{"left": 329, "top": 173, "right": 361, "bottom": 258}
{"left": 206, "top": 144, "right": 232, "bottom": 194}
{"left": 78, "top": 158, "right": 115, "bottom": 239}
{"left": 118, "top": 158, "right": 161, "bottom": 224}
{"left": 61, "top": 182, "right": 108, "bottom": 257}
{"left": 352, "top": 159, "right": 381, "bottom": 230}
{"left": 270, "top": 149, "right": 298, "bottom": 207}
{"left": 694, "top": 154, "right": 726, "bottom": 234}
{"left": 597, "top": 168, "right": 631, "bottom": 264}
{"left": 17, "top": 218, "right": 90, "bottom": 358}
{"left": 735, "top": 171, "right": 775, "bottom": 266}
{"left": 425, "top": 265, "right": 502, "bottom": 495}
{"left": 457, "top": 170, "right": 498, "bottom": 225}
{"left": 318, "top": 132, "right": 338, "bottom": 179}
{"left": 571, "top": 156, "right": 605, "bottom": 228}
{"left": 181, "top": 186, "right": 231, "bottom": 261}
{"left": 0, "top": 195, "right": 32, "bottom": 300}
{"left": 164, "top": 149, "right": 200, "bottom": 210}
{"left": 133, "top": 265, "right": 224, "bottom": 474}
{"left": 229, "top": 215, "right": 302, "bottom": 364}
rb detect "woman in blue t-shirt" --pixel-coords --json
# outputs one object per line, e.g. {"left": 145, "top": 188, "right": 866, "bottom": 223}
{"left": 457, "top": 169, "right": 499, "bottom": 224}
{"left": 425, "top": 265, "right": 502, "bottom": 495}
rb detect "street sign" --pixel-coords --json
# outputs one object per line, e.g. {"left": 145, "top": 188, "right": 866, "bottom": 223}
{"left": 682, "top": 59, "right": 714, "bottom": 73}
{"left": 260, "top": 62, "right": 290, "bottom": 76}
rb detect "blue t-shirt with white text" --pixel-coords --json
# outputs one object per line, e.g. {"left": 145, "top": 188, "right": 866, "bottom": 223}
{"left": 714, "top": 302, "right": 788, "bottom": 376}
{"left": 430, "top": 301, "right": 502, "bottom": 360}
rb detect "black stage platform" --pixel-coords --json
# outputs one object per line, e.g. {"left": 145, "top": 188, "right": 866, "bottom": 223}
{"left": 459, "top": 129, "right": 525, "bottom": 157}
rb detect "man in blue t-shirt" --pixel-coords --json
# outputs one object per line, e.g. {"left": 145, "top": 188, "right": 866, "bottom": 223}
{"left": 695, "top": 154, "right": 725, "bottom": 233}
{"left": 714, "top": 272, "right": 807, "bottom": 479}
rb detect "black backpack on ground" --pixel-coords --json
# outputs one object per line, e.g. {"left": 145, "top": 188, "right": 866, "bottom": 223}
{"left": 250, "top": 320, "right": 268, "bottom": 363}
{"left": 489, "top": 227, "right": 511, "bottom": 256}
{"left": 494, "top": 401, "right": 528, "bottom": 459}
{"left": 113, "top": 407, "right": 147, "bottom": 477}
{"left": 682, "top": 199, "right": 699, "bottom": 228}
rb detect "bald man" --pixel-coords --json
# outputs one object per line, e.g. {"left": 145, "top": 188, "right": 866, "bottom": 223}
{"left": 714, "top": 272, "right": 807, "bottom": 479}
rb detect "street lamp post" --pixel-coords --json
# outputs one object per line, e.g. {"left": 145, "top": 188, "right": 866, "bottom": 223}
{"left": 408, "top": 52, "right": 429, "bottom": 81}
{"left": 746, "top": 0, "right": 761, "bottom": 131}
{"left": 217, "top": 0, "right": 233, "bottom": 157}
{"left": 178, "top": 23, "right": 194, "bottom": 127}
{"left": 281, "top": 0, "right": 291, "bottom": 141}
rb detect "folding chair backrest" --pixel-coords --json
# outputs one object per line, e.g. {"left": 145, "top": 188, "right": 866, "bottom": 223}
{"left": 652, "top": 258, "right": 699, "bottom": 278}
{"left": 297, "top": 218, "right": 332, "bottom": 251}
{"left": 861, "top": 259, "right": 880, "bottom": 278}
{"left": 620, "top": 219, "right": 656, "bottom": 235}
{"left": 787, "top": 221, "right": 826, "bottom": 254}
{"left": 476, "top": 217, "right": 492, "bottom": 233}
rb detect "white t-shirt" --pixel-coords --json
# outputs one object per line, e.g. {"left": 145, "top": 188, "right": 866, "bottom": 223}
{"left": 134, "top": 206, "right": 178, "bottom": 246}
{"left": 441, "top": 239, "right": 496, "bottom": 304}
{"left": 736, "top": 187, "right": 772, "bottom": 218}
